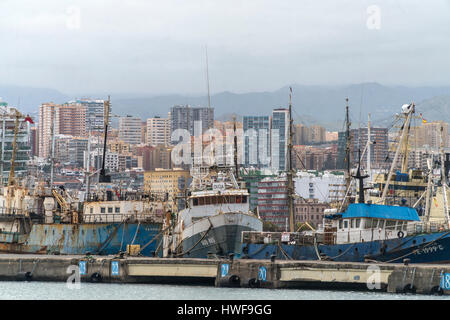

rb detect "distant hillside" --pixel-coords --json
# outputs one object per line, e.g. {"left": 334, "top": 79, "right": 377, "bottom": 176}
{"left": 111, "top": 83, "right": 450, "bottom": 131}
{"left": 0, "top": 85, "right": 69, "bottom": 115}
{"left": 2, "top": 83, "right": 450, "bottom": 131}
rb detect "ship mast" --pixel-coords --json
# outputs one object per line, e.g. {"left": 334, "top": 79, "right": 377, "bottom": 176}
{"left": 367, "top": 113, "right": 371, "bottom": 179}
{"left": 345, "top": 99, "right": 351, "bottom": 190}
{"left": 424, "top": 157, "right": 433, "bottom": 221}
{"left": 85, "top": 121, "right": 92, "bottom": 200}
{"left": 233, "top": 115, "right": 239, "bottom": 181}
{"left": 380, "top": 103, "right": 415, "bottom": 204}
{"left": 440, "top": 125, "right": 450, "bottom": 226}
{"left": 99, "top": 96, "right": 111, "bottom": 183}
{"left": 341, "top": 98, "right": 351, "bottom": 207}
{"left": 287, "top": 87, "right": 295, "bottom": 232}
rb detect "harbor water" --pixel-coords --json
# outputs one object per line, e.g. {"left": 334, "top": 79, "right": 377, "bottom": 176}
{"left": 1, "top": 282, "right": 449, "bottom": 300}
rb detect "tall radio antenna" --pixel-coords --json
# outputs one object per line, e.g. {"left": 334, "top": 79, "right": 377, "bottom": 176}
{"left": 205, "top": 45, "right": 211, "bottom": 109}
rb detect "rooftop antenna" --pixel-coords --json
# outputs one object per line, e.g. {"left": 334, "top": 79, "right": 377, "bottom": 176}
{"left": 205, "top": 45, "right": 211, "bottom": 110}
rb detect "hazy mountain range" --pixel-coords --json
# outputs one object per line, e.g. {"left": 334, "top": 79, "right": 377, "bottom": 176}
{"left": 1, "top": 83, "right": 450, "bottom": 131}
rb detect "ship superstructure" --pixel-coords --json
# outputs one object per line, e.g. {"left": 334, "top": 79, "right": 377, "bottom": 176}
{"left": 165, "top": 166, "right": 263, "bottom": 258}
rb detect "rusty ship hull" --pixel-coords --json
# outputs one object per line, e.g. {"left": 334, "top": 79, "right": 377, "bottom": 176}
{"left": 0, "top": 222, "right": 162, "bottom": 256}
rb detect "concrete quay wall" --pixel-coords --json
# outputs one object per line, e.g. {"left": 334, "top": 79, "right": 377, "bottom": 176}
{"left": 0, "top": 254, "right": 449, "bottom": 295}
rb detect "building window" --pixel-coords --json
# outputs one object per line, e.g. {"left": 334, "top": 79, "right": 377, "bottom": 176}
{"left": 100, "top": 207, "right": 105, "bottom": 213}
{"left": 90, "top": 207, "right": 93, "bottom": 214}
{"left": 115, "top": 207, "right": 120, "bottom": 213}
{"left": 108, "top": 207, "right": 113, "bottom": 213}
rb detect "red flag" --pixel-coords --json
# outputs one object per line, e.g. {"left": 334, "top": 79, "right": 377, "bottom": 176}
{"left": 24, "top": 115, "right": 34, "bottom": 124}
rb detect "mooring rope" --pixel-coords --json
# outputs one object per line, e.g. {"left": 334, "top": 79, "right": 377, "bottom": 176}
{"left": 173, "top": 225, "right": 213, "bottom": 257}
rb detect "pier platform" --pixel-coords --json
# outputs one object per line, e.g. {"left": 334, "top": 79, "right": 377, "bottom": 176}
{"left": 0, "top": 254, "right": 449, "bottom": 295}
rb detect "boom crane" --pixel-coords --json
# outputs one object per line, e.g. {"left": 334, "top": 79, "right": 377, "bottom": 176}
{"left": 8, "top": 109, "right": 33, "bottom": 187}
{"left": 380, "top": 103, "right": 415, "bottom": 204}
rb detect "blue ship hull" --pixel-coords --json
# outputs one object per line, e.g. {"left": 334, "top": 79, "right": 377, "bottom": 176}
{"left": 0, "top": 223, "right": 163, "bottom": 257}
{"left": 240, "top": 231, "right": 450, "bottom": 263}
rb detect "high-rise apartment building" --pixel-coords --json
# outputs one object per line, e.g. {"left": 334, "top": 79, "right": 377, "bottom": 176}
{"left": 57, "top": 102, "right": 87, "bottom": 137}
{"left": 38, "top": 102, "right": 59, "bottom": 158}
{"left": 412, "top": 121, "right": 448, "bottom": 149}
{"left": 119, "top": 116, "right": 143, "bottom": 145}
{"left": 337, "top": 126, "right": 388, "bottom": 170}
{"left": 271, "top": 108, "right": 289, "bottom": 172}
{"left": 170, "top": 105, "right": 214, "bottom": 142}
{"left": 146, "top": 116, "right": 171, "bottom": 146}
{"left": 351, "top": 127, "right": 388, "bottom": 169}
{"left": 257, "top": 176, "right": 289, "bottom": 231}
{"left": 0, "top": 104, "right": 32, "bottom": 182}
{"left": 293, "top": 124, "right": 326, "bottom": 145}
{"left": 74, "top": 99, "right": 105, "bottom": 132}
{"left": 38, "top": 102, "right": 89, "bottom": 158}
{"left": 243, "top": 115, "right": 271, "bottom": 168}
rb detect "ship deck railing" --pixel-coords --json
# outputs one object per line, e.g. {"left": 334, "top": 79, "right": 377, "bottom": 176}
{"left": 0, "top": 207, "right": 40, "bottom": 218}
{"left": 242, "top": 221, "right": 450, "bottom": 245}
{"left": 82, "top": 213, "right": 163, "bottom": 224}
{"left": 407, "top": 220, "right": 449, "bottom": 235}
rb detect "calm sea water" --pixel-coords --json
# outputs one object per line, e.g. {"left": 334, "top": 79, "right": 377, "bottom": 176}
{"left": 0, "top": 282, "right": 449, "bottom": 300}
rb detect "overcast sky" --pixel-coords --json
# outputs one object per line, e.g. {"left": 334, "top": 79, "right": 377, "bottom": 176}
{"left": 1, "top": 0, "right": 450, "bottom": 95}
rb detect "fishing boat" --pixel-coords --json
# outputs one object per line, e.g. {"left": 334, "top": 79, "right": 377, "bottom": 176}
{"left": 165, "top": 166, "right": 263, "bottom": 258}
{"left": 241, "top": 102, "right": 450, "bottom": 263}
{"left": 0, "top": 100, "right": 164, "bottom": 257}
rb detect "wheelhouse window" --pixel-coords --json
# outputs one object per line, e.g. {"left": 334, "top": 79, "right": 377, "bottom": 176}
{"left": 386, "top": 220, "right": 396, "bottom": 228}
{"left": 100, "top": 207, "right": 105, "bottom": 213}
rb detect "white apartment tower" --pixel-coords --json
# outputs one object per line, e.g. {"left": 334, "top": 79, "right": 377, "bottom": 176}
{"left": 38, "top": 102, "right": 60, "bottom": 158}
{"left": 119, "top": 116, "right": 143, "bottom": 145}
{"left": 146, "top": 116, "right": 171, "bottom": 146}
